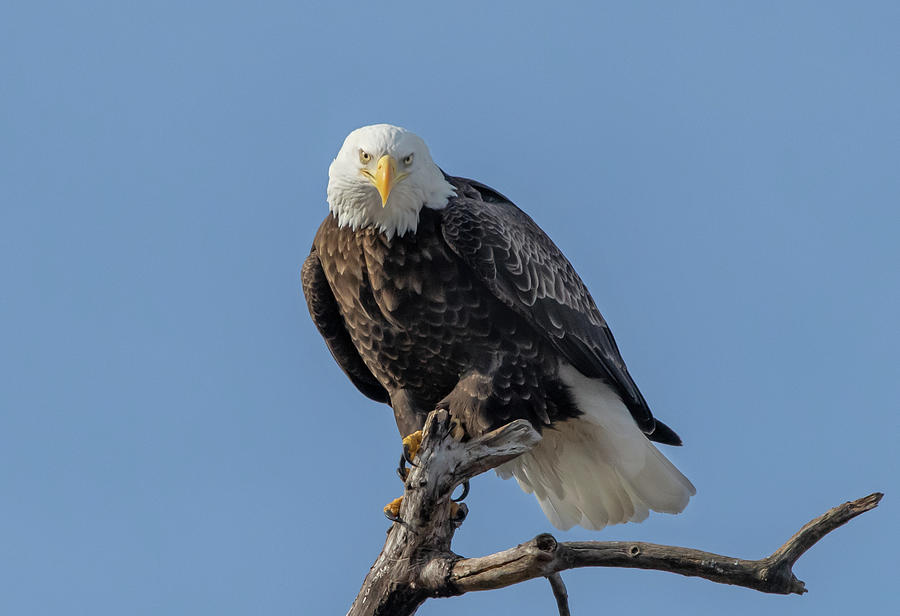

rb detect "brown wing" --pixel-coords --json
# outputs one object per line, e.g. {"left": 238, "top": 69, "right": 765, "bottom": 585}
{"left": 301, "top": 247, "right": 389, "bottom": 404}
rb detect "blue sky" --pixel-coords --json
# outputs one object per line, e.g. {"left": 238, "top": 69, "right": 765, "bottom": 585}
{"left": 1, "top": 1, "right": 897, "bottom": 614}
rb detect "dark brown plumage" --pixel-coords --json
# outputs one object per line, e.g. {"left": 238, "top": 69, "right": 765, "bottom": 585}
{"left": 302, "top": 176, "right": 680, "bottom": 445}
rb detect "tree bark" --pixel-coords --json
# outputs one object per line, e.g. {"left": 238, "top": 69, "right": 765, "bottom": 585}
{"left": 347, "top": 409, "right": 882, "bottom": 616}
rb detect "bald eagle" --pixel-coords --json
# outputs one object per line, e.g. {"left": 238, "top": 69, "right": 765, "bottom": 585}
{"left": 301, "top": 124, "right": 694, "bottom": 530}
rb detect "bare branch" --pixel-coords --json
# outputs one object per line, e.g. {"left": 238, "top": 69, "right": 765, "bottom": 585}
{"left": 769, "top": 492, "right": 882, "bottom": 568}
{"left": 347, "top": 411, "right": 541, "bottom": 616}
{"left": 450, "top": 493, "right": 884, "bottom": 596}
{"left": 546, "top": 573, "right": 571, "bottom": 616}
{"left": 346, "top": 409, "right": 883, "bottom": 616}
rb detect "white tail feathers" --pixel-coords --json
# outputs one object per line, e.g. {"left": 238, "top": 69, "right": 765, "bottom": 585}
{"left": 496, "top": 363, "right": 695, "bottom": 531}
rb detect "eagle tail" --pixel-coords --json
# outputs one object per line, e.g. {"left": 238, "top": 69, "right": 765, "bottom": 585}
{"left": 496, "top": 363, "right": 695, "bottom": 530}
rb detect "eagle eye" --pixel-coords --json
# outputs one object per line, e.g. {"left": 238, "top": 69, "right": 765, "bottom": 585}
{"left": 402, "top": 153, "right": 414, "bottom": 167}
{"left": 359, "top": 150, "right": 371, "bottom": 164}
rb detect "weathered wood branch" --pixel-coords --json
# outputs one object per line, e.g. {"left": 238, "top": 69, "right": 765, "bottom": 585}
{"left": 451, "top": 492, "right": 882, "bottom": 596}
{"left": 347, "top": 410, "right": 882, "bottom": 616}
{"left": 347, "top": 410, "right": 541, "bottom": 616}
{"left": 546, "top": 572, "right": 571, "bottom": 616}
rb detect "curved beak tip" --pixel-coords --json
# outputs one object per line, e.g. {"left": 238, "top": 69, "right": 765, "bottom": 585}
{"left": 375, "top": 155, "right": 397, "bottom": 207}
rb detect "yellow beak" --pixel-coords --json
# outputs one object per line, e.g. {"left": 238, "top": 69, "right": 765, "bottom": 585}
{"left": 374, "top": 154, "right": 397, "bottom": 207}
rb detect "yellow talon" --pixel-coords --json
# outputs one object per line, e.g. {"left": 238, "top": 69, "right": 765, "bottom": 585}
{"left": 397, "top": 430, "right": 424, "bottom": 483}
{"left": 402, "top": 430, "right": 423, "bottom": 462}
{"left": 384, "top": 496, "right": 403, "bottom": 522}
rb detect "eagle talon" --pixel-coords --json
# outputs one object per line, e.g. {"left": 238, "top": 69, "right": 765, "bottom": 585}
{"left": 384, "top": 496, "right": 403, "bottom": 522}
{"left": 402, "top": 430, "right": 423, "bottom": 463}
{"left": 396, "top": 456, "right": 410, "bottom": 481}
{"left": 397, "top": 430, "right": 423, "bottom": 482}
{"left": 402, "top": 448, "right": 419, "bottom": 469}
{"left": 452, "top": 480, "right": 470, "bottom": 502}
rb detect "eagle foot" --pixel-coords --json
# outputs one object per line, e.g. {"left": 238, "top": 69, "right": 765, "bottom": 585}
{"left": 383, "top": 496, "right": 404, "bottom": 522}
{"left": 396, "top": 430, "right": 424, "bottom": 482}
{"left": 383, "top": 496, "right": 468, "bottom": 525}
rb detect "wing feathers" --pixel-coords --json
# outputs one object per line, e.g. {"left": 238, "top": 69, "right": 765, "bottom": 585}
{"left": 301, "top": 248, "right": 389, "bottom": 403}
{"left": 441, "top": 177, "right": 674, "bottom": 441}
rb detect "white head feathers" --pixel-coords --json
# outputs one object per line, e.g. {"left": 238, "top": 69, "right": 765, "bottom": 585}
{"left": 326, "top": 124, "right": 456, "bottom": 239}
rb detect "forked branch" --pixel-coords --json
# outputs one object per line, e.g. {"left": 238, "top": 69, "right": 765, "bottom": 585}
{"left": 347, "top": 410, "right": 882, "bottom": 616}
{"left": 451, "top": 492, "right": 882, "bottom": 596}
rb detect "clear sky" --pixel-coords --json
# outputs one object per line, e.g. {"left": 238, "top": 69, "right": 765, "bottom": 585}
{"left": 1, "top": 2, "right": 897, "bottom": 614}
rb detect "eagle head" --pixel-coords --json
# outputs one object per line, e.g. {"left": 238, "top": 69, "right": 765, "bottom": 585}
{"left": 326, "top": 124, "right": 456, "bottom": 239}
